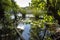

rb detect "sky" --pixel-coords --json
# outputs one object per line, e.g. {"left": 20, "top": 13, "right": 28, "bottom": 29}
{"left": 14, "top": 0, "right": 31, "bottom": 7}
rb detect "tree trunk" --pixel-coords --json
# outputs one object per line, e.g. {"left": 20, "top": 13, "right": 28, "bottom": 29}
{"left": 14, "top": 27, "right": 25, "bottom": 40}
{"left": 35, "top": 15, "right": 39, "bottom": 20}
{"left": 22, "top": 14, "right": 25, "bottom": 19}
{"left": 14, "top": 12, "right": 24, "bottom": 40}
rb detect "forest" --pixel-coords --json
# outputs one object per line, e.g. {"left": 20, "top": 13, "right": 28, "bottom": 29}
{"left": 0, "top": 0, "right": 60, "bottom": 40}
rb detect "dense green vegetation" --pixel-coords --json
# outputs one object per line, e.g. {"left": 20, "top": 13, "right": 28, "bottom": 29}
{"left": 0, "top": 0, "right": 24, "bottom": 40}
{"left": 0, "top": 0, "right": 60, "bottom": 40}
{"left": 30, "top": 0, "right": 60, "bottom": 40}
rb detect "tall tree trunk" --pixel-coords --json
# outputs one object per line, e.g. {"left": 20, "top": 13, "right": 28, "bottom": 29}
{"left": 14, "top": 12, "right": 24, "bottom": 40}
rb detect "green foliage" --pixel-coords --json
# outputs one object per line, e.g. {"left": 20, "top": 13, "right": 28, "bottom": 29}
{"left": 44, "top": 15, "right": 54, "bottom": 22}
{"left": 0, "top": 0, "right": 60, "bottom": 40}
{"left": 19, "top": 8, "right": 26, "bottom": 14}
{"left": 58, "top": 10, "right": 60, "bottom": 15}
{"left": 0, "top": 0, "right": 21, "bottom": 36}
{"left": 30, "top": 0, "right": 59, "bottom": 40}
{"left": 19, "top": 8, "right": 27, "bottom": 19}
{"left": 31, "top": 0, "right": 46, "bottom": 10}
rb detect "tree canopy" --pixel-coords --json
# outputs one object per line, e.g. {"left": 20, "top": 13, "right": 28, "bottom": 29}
{"left": 0, "top": 0, "right": 60, "bottom": 40}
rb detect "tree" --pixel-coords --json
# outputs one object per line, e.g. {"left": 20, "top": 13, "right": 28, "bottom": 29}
{"left": 19, "top": 8, "right": 26, "bottom": 19}
{"left": 30, "top": 0, "right": 46, "bottom": 20}
{"left": 30, "top": 0, "right": 59, "bottom": 40}
{"left": 47, "top": 0, "right": 60, "bottom": 25}
{"left": 0, "top": 0, "right": 24, "bottom": 40}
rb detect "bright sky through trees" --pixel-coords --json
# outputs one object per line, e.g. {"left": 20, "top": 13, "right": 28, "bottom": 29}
{"left": 14, "top": 0, "right": 31, "bottom": 7}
